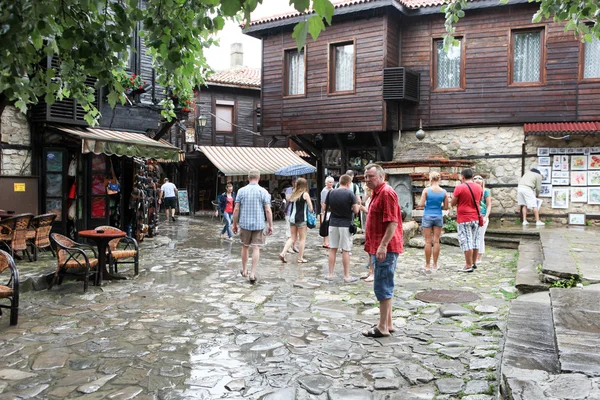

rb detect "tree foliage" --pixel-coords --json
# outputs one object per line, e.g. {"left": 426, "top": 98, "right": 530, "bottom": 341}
{"left": 0, "top": 0, "right": 333, "bottom": 125}
{"left": 443, "top": 0, "right": 600, "bottom": 50}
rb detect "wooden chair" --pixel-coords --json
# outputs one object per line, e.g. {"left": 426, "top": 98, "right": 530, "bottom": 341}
{"left": 0, "top": 250, "right": 19, "bottom": 325}
{"left": 50, "top": 233, "right": 99, "bottom": 293}
{"left": 95, "top": 226, "right": 139, "bottom": 276}
{"left": 0, "top": 214, "right": 34, "bottom": 261}
{"left": 27, "top": 213, "right": 57, "bottom": 261}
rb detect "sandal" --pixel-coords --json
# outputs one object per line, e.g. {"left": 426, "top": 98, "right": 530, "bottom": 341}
{"left": 364, "top": 275, "right": 374, "bottom": 283}
{"left": 372, "top": 324, "right": 395, "bottom": 333}
{"left": 279, "top": 254, "right": 287, "bottom": 263}
{"left": 362, "top": 326, "right": 389, "bottom": 338}
{"left": 240, "top": 269, "right": 247, "bottom": 277}
{"left": 249, "top": 274, "right": 257, "bottom": 284}
{"left": 298, "top": 258, "right": 308, "bottom": 263}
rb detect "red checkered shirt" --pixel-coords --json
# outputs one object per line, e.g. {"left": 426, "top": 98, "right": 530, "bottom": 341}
{"left": 364, "top": 183, "right": 404, "bottom": 255}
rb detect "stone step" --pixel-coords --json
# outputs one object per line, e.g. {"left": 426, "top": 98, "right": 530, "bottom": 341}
{"left": 515, "top": 239, "right": 549, "bottom": 293}
{"left": 486, "top": 228, "right": 541, "bottom": 238}
{"left": 539, "top": 231, "right": 579, "bottom": 280}
{"left": 483, "top": 235, "right": 521, "bottom": 249}
{"left": 501, "top": 293, "right": 560, "bottom": 398}
{"left": 550, "top": 288, "right": 600, "bottom": 377}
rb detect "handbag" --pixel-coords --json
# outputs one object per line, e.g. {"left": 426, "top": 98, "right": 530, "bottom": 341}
{"left": 319, "top": 192, "right": 330, "bottom": 237}
{"left": 106, "top": 159, "right": 120, "bottom": 195}
{"left": 465, "top": 182, "right": 485, "bottom": 227}
{"left": 307, "top": 211, "right": 316, "bottom": 229}
{"left": 349, "top": 221, "right": 357, "bottom": 235}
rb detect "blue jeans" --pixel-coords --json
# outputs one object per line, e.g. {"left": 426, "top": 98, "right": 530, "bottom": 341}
{"left": 370, "top": 252, "right": 399, "bottom": 301}
{"left": 221, "top": 212, "right": 233, "bottom": 238}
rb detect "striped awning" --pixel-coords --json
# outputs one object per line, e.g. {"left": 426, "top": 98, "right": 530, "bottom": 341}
{"left": 51, "top": 125, "right": 183, "bottom": 162}
{"left": 197, "top": 146, "right": 314, "bottom": 176}
{"left": 524, "top": 122, "right": 600, "bottom": 136}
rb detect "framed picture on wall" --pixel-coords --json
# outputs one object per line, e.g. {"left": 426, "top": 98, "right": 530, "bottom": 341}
{"left": 559, "top": 148, "right": 567, "bottom": 154}
{"left": 538, "top": 157, "right": 551, "bottom": 166}
{"left": 589, "top": 155, "right": 600, "bottom": 170}
{"left": 540, "top": 184, "right": 552, "bottom": 197}
{"left": 552, "top": 188, "right": 569, "bottom": 209}
{"left": 549, "top": 148, "right": 558, "bottom": 155}
{"left": 537, "top": 148, "right": 550, "bottom": 156}
{"left": 566, "top": 148, "right": 576, "bottom": 154}
{"left": 571, "top": 155, "right": 587, "bottom": 170}
{"left": 589, "top": 187, "right": 600, "bottom": 205}
{"left": 588, "top": 171, "right": 600, "bottom": 186}
{"left": 571, "top": 171, "right": 587, "bottom": 186}
{"left": 552, "top": 171, "right": 568, "bottom": 178}
{"left": 584, "top": 148, "right": 591, "bottom": 155}
{"left": 539, "top": 166, "right": 551, "bottom": 183}
{"left": 568, "top": 213, "right": 586, "bottom": 225}
{"left": 570, "top": 187, "right": 588, "bottom": 203}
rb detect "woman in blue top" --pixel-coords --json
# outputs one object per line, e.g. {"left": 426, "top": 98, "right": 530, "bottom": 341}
{"left": 419, "top": 171, "right": 448, "bottom": 273}
{"left": 474, "top": 175, "right": 492, "bottom": 263}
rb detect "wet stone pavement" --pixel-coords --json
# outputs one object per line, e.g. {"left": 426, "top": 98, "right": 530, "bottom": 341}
{"left": 0, "top": 217, "right": 519, "bottom": 399}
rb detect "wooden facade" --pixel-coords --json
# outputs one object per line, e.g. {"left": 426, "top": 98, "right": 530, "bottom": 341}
{"left": 250, "top": 2, "right": 600, "bottom": 137}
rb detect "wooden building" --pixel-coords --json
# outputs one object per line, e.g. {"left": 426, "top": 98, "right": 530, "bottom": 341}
{"left": 246, "top": 0, "right": 600, "bottom": 219}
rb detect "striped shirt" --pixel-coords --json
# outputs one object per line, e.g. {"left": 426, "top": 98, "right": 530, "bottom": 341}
{"left": 236, "top": 183, "right": 271, "bottom": 231}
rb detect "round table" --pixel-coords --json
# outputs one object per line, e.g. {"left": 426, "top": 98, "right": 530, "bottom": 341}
{"left": 78, "top": 229, "right": 127, "bottom": 285}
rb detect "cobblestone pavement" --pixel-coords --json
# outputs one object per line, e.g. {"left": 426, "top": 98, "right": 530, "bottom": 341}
{"left": 0, "top": 217, "right": 518, "bottom": 399}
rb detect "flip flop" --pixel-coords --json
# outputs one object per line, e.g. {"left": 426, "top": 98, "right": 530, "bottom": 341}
{"left": 344, "top": 276, "right": 359, "bottom": 283}
{"left": 322, "top": 245, "right": 330, "bottom": 248}
{"left": 298, "top": 259, "right": 309, "bottom": 263}
{"left": 362, "top": 326, "right": 389, "bottom": 338}
{"left": 364, "top": 276, "right": 374, "bottom": 283}
{"left": 249, "top": 275, "right": 257, "bottom": 285}
{"left": 240, "top": 270, "right": 247, "bottom": 277}
{"left": 360, "top": 274, "right": 369, "bottom": 280}
{"left": 279, "top": 254, "right": 287, "bottom": 263}
{"left": 372, "top": 324, "right": 395, "bottom": 333}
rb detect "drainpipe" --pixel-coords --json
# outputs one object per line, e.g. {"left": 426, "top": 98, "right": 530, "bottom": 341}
{"left": 521, "top": 129, "right": 526, "bottom": 177}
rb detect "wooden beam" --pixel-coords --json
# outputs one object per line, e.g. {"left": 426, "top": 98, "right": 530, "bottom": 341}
{"left": 152, "top": 120, "right": 176, "bottom": 141}
{"left": 372, "top": 132, "right": 386, "bottom": 161}
{"left": 291, "top": 135, "right": 322, "bottom": 159}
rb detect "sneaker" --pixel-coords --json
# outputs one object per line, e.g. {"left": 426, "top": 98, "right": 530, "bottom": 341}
{"left": 535, "top": 221, "right": 545, "bottom": 226}
{"left": 522, "top": 221, "right": 529, "bottom": 226}
{"left": 458, "top": 267, "right": 474, "bottom": 273}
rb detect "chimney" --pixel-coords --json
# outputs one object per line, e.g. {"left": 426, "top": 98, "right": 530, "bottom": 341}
{"left": 230, "top": 43, "right": 243, "bottom": 69}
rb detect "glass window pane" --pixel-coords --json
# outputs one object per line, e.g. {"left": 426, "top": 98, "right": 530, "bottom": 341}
{"left": 436, "top": 40, "right": 461, "bottom": 88}
{"left": 335, "top": 44, "right": 354, "bottom": 92}
{"left": 46, "top": 151, "right": 63, "bottom": 172}
{"left": 46, "top": 199, "right": 62, "bottom": 221}
{"left": 513, "top": 31, "right": 541, "bottom": 83}
{"left": 91, "top": 197, "right": 106, "bottom": 219}
{"left": 92, "top": 154, "right": 106, "bottom": 172}
{"left": 584, "top": 37, "right": 600, "bottom": 79}
{"left": 215, "top": 105, "right": 233, "bottom": 132}
{"left": 46, "top": 174, "right": 63, "bottom": 197}
{"left": 287, "top": 50, "right": 305, "bottom": 95}
{"left": 92, "top": 175, "right": 105, "bottom": 195}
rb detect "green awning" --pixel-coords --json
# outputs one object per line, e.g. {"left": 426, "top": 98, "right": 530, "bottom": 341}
{"left": 51, "top": 125, "right": 183, "bottom": 162}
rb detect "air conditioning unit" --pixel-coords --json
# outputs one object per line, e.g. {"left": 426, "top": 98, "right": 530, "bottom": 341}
{"left": 382, "top": 67, "right": 420, "bottom": 103}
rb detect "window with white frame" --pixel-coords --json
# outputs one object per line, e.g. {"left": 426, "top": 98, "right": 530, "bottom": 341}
{"left": 215, "top": 105, "right": 233, "bottom": 132}
{"left": 331, "top": 42, "right": 354, "bottom": 92}
{"left": 583, "top": 36, "right": 600, "bottom": 79}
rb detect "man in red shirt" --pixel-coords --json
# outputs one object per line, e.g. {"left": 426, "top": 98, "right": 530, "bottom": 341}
{"left": 451, "top": 168, "right": 483, "bottom": 272}
{"left": 362, "top": 164, "right": 404, "bottom": 338}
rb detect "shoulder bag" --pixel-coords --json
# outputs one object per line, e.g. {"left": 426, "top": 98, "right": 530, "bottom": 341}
{"left": 305, "top": 192, "right": 317, "bottom": 229}
{"left": 106, "top": 159, "right": 120, "bottom": 195}
{"left": 465, "top": 183, "right": 484, "bottom": 227}
{"left": 319, "top": 192, "right": 330, "bottom": 237}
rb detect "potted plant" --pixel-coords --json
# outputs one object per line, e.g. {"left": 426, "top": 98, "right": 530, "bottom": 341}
{"left": 173, "top": 90, "right": 196, "bottom": 118}
{"left": 120, "top": 73, "right": 147, "bottom": 95}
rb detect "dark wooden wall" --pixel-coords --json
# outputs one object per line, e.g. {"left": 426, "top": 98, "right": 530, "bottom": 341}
{"left": 261, "top": 14, "right": 387, "bottom": 137}
{"left": 398, "top": 3, "right": 600, "bottom": 130}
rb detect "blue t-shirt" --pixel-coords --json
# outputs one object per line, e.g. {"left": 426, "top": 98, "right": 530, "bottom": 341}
{"left": 423, "top": 188, "right": 446, "bottom": 217}
{"left": 480, "top": 188, "right": 491, "bottom": 216}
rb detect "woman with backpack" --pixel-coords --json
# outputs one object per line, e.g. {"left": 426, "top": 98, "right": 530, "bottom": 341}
{"left": 279, "top": 178, "right": 313, "bottom": 263}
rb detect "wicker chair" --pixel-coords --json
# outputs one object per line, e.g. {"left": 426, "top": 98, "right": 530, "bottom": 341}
{"left": 50, "top": 233, "right": 99, "bottom": 292}
{"left": 0, "top": 250, "right": 19, "bottom": 325}
{"left": 0, "top": 214, "right": 34, "bottom": 261}
{"left": 95, "top": 226, "right": 139, "bottom": 276}
{"left": 27, "top": 213, "right": 57, "bottom": 261}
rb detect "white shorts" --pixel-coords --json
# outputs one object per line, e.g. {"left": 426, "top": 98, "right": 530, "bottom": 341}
{"left": 328, "top": 226, "right": 353, "bottom": 252}
{"left": 517, "top": 186, "right": 537, "bottom": 209}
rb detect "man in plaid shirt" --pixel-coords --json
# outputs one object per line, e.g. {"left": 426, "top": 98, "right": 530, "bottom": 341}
{"left": 232, "top": 169, "right": 273, "bottom": 284}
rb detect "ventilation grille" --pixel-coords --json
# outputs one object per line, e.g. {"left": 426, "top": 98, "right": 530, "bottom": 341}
{"left": 382, "top": 67, "right": 420, "bottom": 103}
{"left": 31, "top": 56, "right": 98, "bottom": 125}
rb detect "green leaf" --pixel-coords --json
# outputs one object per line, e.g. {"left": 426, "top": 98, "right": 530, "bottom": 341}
{"left": 291, "top": 0, "right": 310, "bottom": 13}
{"left": 220, "top": 0, "right": 242, "bottom": 16}
{"left": 307, "top": 15, "right": 325, "bottom": 41}
{"left": 213, "top": 15, "right": 225, "bottom": 30}
{"left": 45, "top": 92, "right": 55, "bottom": 105}
{"left": 499, "top": 0, "right": 509, "bottom": 4}
{"left": 313, "top": 0, "right": 335, "bottom": 25}
{"left": 31, "top": 29, "right": 43, "bottom": 50}
{"left": 291, "top": 21, "right": 308, "bottom": 51}
{"left": 107, "top": 91, "right": 119, "bottom": 109}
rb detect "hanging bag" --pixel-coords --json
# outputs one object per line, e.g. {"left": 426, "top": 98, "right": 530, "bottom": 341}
{"left": 107, "top": 159, "right": 120, "bottom": 195}
{"left": 466, "top": 182, "right": 485, "bottom": 227}
{"left": 319, "top": 192, "right": 330, "bottom": 237}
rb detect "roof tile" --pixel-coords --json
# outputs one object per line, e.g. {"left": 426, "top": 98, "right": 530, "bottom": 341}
{"left": 207, "top": 67, "right": 261, "bottom": 89}
{"left": 524, "top": 122, "right": 600, "bottom": 135}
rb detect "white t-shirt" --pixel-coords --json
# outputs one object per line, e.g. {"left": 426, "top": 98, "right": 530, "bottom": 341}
{"left": 161, "top": 182, "right": 177, "bottom": 198}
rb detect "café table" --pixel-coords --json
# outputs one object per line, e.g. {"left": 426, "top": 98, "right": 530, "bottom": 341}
{"left": 78, "top": 229, "right": 127, "bottom": 285}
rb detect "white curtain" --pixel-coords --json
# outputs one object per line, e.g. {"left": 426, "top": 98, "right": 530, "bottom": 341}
{"left": 513, "top": 31, "right": 541, "bottom": 83}
{"left": 288, "top": 51, "right": 304, "bottom": 95}
{"left": 584, "top": 37, "right": 600, "bottom": 79}
{"left": 436, "top": 41, "right": 461, "bottom": 88}
{"left": 335, "top": 44, "right": 354, "bottom": 91}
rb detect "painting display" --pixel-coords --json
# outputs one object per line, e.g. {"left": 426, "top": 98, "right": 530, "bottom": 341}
{"left": 570, "top": 188, "right": 588, "bottom": 203}
{"left": 571, "top": 171, "right": 587, "bottom": 186}
{"left": 540, "top": 184, "right": 552, "bottom": 197}
{"left": 568, "top": 213, "right": 586, "bottom": 225}
{"left": 537, "top": 148, "right": 549, "bottom": 156}
{"left": 589, "top": 155, "right": 600, "bottom": 170}
{"left": 539, "top": 166, "right": 551, "bottom": 184}
{"left": 571, "top": 155, "right": 587, "bottom": 170}
{"left": 552, "top": 188, "right": 569, "bottom": 209}
{"left": 589, "top": 188, "right": 600, "bottom": 205}
{"left": 589, "top": 171, "right": 600, "bottom": 186}
{"left": 538, "top": 157, "right": 551, "bottom": 166}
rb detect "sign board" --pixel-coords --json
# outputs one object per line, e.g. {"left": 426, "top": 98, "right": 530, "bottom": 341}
{"left": 185, "top": 127, "right": 196, "bottom": 143}
{"left": 14, "top": 183, "right": 26, "bottom": 192}
{"left": 178, "top": 189, "right": 190, "bottom": 214}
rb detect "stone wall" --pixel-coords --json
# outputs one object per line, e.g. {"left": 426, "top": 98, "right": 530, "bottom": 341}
{"left": 395, "top": 126, "right": 600, "bottom": 219}
{"left": 1, "top": 106, "right": 31, "bottom": 176}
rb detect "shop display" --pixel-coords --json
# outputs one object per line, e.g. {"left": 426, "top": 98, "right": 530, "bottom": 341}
{"left": 571, "top": 171, "right": 587, "bottom": 186}
{"left": 551, "top": 188, "right": 569, "bottom": 209}
{"left": 540, "top": 184, "right": 552, "bottom": 197}
{"left": 570, "top": 187, "right": 588, "bottom": 203}
{"left": 589, "top": 171, "right": 600, "bottom": 185}
{"left": 129, "top": 159, "right": 160, "bottom": 242}
{"left": 589, "top": 188, "right": 600, "bottom": 205}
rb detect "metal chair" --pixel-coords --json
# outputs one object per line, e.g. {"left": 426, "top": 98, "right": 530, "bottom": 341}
{"left": 0, "top": 250, "right": 19, "bottom": 325}
{"left": 95, "top": 226, "right": 139, "bottom": 276}
{"left": 50, "top": 233, "right": 98, "bottom": 293}
{"left": 0, "top": 214, "right": 34, "bottom": 260}
{"left": 27, "top": 213, "right": 57, "bottom": 261}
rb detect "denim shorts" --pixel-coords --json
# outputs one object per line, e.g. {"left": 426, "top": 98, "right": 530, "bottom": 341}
{"left": 422, "top": 215, "right": 443, "bottom": 229}
{"left": 370, "top": 252, "right": 399, "bottom": 301}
